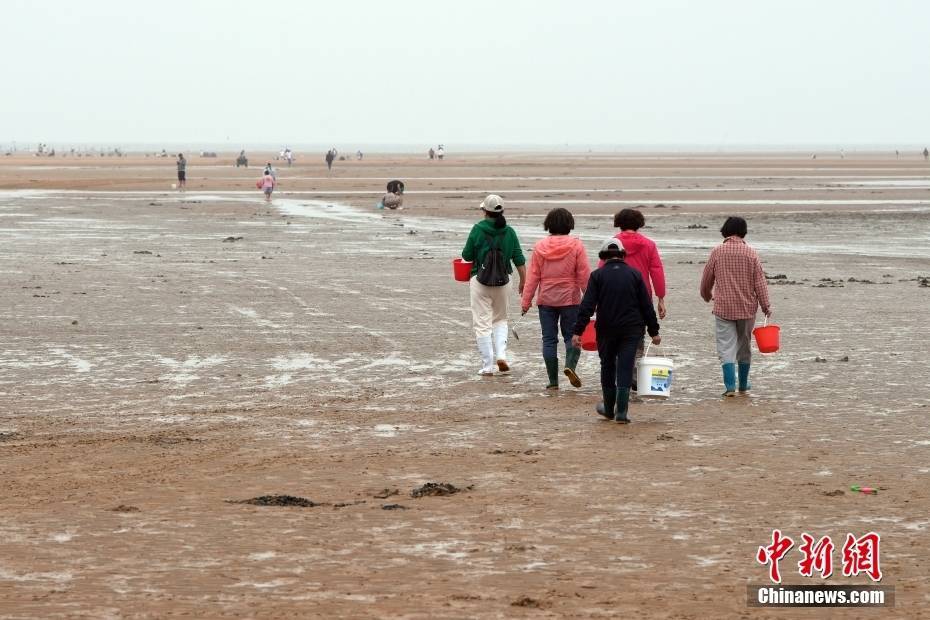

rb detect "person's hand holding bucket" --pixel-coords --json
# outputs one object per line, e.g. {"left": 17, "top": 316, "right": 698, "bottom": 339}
{"left": 452, "top": 258, "right": 472, "bottom": 282}
{"left": 752, "top": 316, "right": 780, "bottom": 353}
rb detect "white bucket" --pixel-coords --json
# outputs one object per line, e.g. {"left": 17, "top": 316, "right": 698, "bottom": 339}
{"left": 637, "top": 345, "right": 674, "bottom": 398}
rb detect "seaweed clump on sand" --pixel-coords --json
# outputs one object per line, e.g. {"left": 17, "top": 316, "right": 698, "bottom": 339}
{"left": 410, "top": 482, "right": 472, "bottom": 498}
{"left": 229, "top": 495, "right": 321, "bottom": 507}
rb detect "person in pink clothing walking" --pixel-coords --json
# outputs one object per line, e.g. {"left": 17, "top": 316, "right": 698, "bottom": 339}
{"left": 260, "top": 170, "right": 276, "bottom": 202}
{"left": 521, "top": 208, "right": 591, "bottom": 389}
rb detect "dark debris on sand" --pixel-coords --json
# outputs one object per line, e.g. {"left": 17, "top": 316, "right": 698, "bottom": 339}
{"left": 228, "top": 495, "right": 321, "bottom": 507}
{"left": 0, "top": 431, "right": 23, "bottom": 442}
{"left": 512, "top": 596, "right": 545, "bottom": 608}
{"left": 410, "top": 482, "right": 472, "bottom": 498}
{"left": 110, "top": 504, "right": 141, "bottom": 512}
{"left": 381, "top": 504, "right": 408, "bottom": 510}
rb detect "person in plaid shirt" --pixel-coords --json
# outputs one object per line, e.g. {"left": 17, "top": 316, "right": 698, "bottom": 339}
{"left": 700, "top": 216, "right": 771, "bottom": 397}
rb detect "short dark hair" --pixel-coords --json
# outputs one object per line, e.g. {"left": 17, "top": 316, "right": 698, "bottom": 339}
{"left": 543, "top": 208, "right": 574, "bottom": 235}
{"left": 614, "top": 208, "right": 645, "bottom": 230}
{"left": 720, "top": 216, "right": 748, "bottom": 238}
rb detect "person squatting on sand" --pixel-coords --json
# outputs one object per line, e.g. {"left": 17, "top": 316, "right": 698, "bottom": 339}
{"left": 520, "top": 208, "right": 590, "bottom": 390}
{"left": 603, "top": 207, "right": 667, "bottom": 392}
{"left": 379, "top": 180, "right": 405, "bottom": 210}
{"left": 461, "top": 195, "right": 526, "bottom": 375}
{"left": 573, "top": 238, "right": 660, "bottom": 423}
{"left": 699, "top": 216, "right": 772, "bottom": 397}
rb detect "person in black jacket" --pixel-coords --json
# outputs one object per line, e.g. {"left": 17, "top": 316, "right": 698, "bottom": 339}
{"left": 572, "top": 238, "right": 661, "bottom": 423}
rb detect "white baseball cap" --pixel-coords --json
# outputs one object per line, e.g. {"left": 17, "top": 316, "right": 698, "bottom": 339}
{"left": 480, "top": 194, "right": 504, "bottom": 213}
{"left": 600, "top": 237, "right": 625, "bottom": 253}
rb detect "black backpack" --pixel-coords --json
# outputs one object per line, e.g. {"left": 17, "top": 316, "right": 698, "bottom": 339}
{"left": 476, "top": 232, "right": 510, "bottom": 287}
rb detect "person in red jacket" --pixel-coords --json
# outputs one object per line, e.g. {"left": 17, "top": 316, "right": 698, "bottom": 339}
{"left": 606, "top": 208, "right": 667, "bottom": 316}
{"left": 521, "top": 208, "right": 591, "bottom": 389}
{"left": 603, "top": 208, "right": 667, "bottom": 391}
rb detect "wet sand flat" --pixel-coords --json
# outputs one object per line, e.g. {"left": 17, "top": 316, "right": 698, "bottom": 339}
{"left": 1, "top": 153, "right": 929, "bottom": 618}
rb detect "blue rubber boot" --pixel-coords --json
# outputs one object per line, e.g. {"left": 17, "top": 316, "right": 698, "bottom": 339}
{"left": 738, "top": 362, "right": 751, "bottom": 393}
{"left": 722, "top": 363, "right": 737, "bottom": 397}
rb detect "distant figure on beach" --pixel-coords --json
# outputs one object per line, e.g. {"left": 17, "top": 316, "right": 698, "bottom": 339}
{"left": 236, "top": 150, "right": 248, "bottom": 167}
{"left": 521, "top": 208, "right": 590, "bottom": 390}
{"left": 325, "top": 149, "right": 335, "bottom": 172}
{"left": 924, "top": 147, "right": 929, "bottom": 161}
{"left": 699, "top": 216, "right": 771, "bottom": 398}
{"left": 895, "top": 150, "right": 900, "bottom": 159}
{"left": 461, "top": 195, "right": 526, "bottom": 376}
{"left": 436, "top": 145, "right": 445, "bottom": 160}
{"left": 263, "top": 162, "right": 276, "bottom": 180}
{"left": 357, "top": 150, "right": 363, "bottom": 160}
{"left": 260, "top": 169, "right": 276, "bottom": 202}
{"left": 428, "top": 147, "right": 435, "bottom": 160}
{"left": 379, "top": 180, "right": 405, "bottom": 210}
{"left": 284, "top": 148, "right": 293, "bottom": 167}
{"left": 176, "top": 153, "right": 187, "bottom": 190}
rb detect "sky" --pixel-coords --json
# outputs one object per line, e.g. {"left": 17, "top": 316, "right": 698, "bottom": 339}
{"left": 2, "top": 0, "right": 929, "bottom": 148}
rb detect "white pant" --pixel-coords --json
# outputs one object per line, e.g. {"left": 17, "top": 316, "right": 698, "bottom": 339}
{"left": 470, "top": 276, "right": 510, "bottom": 337}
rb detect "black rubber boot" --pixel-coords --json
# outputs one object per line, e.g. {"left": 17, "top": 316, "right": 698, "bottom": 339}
{"left": 614, "top": 387, "right": 631, "bottom": 423}
{"left": 595, "top": 386, "right": 615, "bottom": 420}
{"left": 544, "top": 357, "right": 559, "bottom": 390}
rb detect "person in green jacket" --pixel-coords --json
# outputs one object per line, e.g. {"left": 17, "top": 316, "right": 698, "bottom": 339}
{"left": 461, "top": 195, "right": 527, "bottom": 375}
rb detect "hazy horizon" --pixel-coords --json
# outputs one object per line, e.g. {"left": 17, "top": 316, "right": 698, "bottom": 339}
{"left": 4, "top": 142, "right": 930, "bottom": 155}
{"left": 3, "top": 1, "right": 929, "bottom": 146}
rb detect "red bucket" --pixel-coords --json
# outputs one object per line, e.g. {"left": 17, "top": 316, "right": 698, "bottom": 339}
{"left": 452, "top": 258, "right": 473, "bottom": 282}
{"left": 753, "top": 323, "right": 780, "bottom": 353}
{"left": 580, "top": 321, "right": 597, "bottom": 351}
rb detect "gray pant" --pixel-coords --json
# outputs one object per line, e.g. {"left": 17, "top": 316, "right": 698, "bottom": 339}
{"left": 715, "top": 316, "right": 754, "bottom": 364}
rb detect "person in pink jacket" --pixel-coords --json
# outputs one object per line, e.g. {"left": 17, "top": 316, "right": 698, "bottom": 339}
{"left": 260, "top": 171, "right": 276, "bottom": 202}
{"left": 521, "top": 208, "right": 591, "bottom": 389}
{"left": 603, "top": 208, "right": 667, "bottom": 391}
